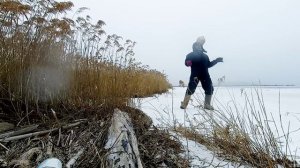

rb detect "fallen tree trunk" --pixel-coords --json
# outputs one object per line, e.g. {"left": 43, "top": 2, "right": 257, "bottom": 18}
{"left": 105, "top": 108, "right": 143, "bottom": 168}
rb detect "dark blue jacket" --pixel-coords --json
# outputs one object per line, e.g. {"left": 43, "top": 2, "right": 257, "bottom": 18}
{"left": 185, "top": 50, "right": 218, "bottom": 79}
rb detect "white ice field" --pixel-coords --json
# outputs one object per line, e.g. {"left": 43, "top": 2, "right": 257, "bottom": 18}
{"left": 135, "top": 86, "right": 300, "bottom": 167}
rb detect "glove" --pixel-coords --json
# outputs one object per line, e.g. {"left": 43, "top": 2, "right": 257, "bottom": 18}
{"left": 216, "top": 57, "right": 223, "bottom": 62}
{"left": 186, "top": 60, "right": 192, "bottom": 66}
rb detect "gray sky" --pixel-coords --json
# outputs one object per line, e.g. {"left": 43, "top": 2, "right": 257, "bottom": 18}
{"left": 71, "top": 0, "right": 300, "bottom": 86}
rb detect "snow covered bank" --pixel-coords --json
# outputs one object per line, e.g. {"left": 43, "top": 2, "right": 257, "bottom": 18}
{"left": 171, "top": 131, "right": 249, "bottom": 168}
{"left": 135, "top": 86, "right": 300, "bottom": 166}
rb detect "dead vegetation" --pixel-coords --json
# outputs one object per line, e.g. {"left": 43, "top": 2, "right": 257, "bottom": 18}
{"left": 174, "top": 88, "right": 298, "bottom": 168}
{"left": 0, "top": 105, "right": 188, "bottom": 167}
{"left": 0, "top": 0, "right": 170, "bottom": 111}
{"left": 0, "top": 0, "right": 186, "bottom": 167}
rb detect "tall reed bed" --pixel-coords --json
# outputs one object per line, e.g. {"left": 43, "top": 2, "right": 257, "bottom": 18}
{"left": 0, "top": 0, "right": 170, "bottom": 114}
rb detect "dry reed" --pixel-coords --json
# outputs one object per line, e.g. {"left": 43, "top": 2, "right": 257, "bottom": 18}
{"left": 175, "top": 88, "right": 297, "bottom": 167}
{"left": 0, "top": 0, "right": 170, "bottom": 122}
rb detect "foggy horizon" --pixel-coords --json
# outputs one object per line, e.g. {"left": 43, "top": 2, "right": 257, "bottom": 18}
{"left": 70, "top": 0, "right": 300, "bottom": 86}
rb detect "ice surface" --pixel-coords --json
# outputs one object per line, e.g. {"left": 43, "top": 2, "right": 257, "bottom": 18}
{"left": 135, "top": 86, "right": 300, "bottom": 166}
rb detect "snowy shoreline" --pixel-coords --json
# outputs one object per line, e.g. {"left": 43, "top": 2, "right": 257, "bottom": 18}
{"left": 136, "top": 86, "right": 300, "bottom": 167}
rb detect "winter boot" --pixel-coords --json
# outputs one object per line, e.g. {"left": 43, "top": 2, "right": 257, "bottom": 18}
{"left": 204, "top": 95, "right": 214, "bottom": 110}
{"left": 180, "top": 94, "right": 191, "bottom": 109}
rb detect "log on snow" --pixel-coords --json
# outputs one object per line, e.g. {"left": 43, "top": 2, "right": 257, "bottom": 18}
{"left": 105, "top": 108, "right": 143, "bottom": 168}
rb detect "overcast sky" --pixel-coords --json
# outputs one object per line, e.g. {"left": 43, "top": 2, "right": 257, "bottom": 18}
{"left": 71, "top": 0, "right": 300, "bottom": 86}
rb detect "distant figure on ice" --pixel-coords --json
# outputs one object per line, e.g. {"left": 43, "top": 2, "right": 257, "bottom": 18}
{"left": 179, "top": 80, "right": 185, "bottom": 87}
{"left": 180, "top": 36, "right": 223, "bottom": 110}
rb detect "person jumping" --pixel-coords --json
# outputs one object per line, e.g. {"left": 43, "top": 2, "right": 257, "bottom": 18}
{"left": 180, "top": 36, "right": 223, "bottom": 110}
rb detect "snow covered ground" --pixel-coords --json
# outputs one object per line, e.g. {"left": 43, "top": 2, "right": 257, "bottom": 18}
{"left": 170, "top": 131, "right": 251, "bottom": 168}
{"left": 134, "top": 86, "right": 300, "bottom": 167}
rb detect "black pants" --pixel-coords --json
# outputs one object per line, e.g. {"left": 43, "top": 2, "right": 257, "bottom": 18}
{"left": 186, "top": 75, "right": 214, "bottom": 96}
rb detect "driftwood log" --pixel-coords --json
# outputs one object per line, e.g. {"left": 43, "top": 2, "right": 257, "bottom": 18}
{"left": 105, "top": 108, "right": 143, "bottom": 168}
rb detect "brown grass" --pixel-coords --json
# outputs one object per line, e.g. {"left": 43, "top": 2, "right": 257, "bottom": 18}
{"left": 0, "top": 1, "right": 184, "bottom": 167}
{"left": 0, "top": 0, "right": 170, "bottom": 123}
{"left": 174, "top": 88, "right": 297, "bottom": 168}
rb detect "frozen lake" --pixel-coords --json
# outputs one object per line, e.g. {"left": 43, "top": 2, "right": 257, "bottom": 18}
{"left": 135, "top": 86, "right": 300, "bottom": 165}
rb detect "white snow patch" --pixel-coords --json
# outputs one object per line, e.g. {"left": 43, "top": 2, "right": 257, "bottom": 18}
{"left": 133, "top": 86, "right": 300, "bottom": 166}
{"left": 171, "top": 131, "right": 250, "bottom": 168}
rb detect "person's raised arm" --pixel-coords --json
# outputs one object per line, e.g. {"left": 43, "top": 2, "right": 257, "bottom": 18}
{"left": 208, "top": 57, "right": 223, "bottom": 68}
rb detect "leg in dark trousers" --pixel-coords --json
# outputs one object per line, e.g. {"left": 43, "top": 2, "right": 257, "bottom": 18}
{"left": 186, "top": 76, "right": 199, "bottom": 95}
{"left": 180, "top": 76, "right": 199, "bottom": 109}
{"left": 200, "top": 78, "right": 214, "bottom": 110}
{"left": 200, "top": 78, "right": 214, "bottom": 95}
